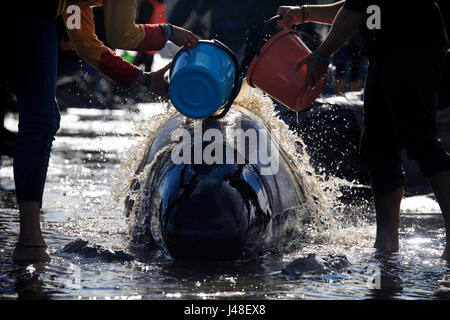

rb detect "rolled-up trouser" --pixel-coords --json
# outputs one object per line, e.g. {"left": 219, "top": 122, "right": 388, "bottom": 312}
{"left": 10, "top": 16, "right": 60, "bottom": 204}
{"left": 360, "top": 46, "right": 450, "bottom": 195}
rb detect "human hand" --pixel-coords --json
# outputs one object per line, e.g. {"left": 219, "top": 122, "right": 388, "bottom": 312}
{"left": 141, "top": 63, "right": 171, "bottom": 98}
{"left": 169, "top": 25, "right": 199, "bottom": 49}
{"left": 277, "top": 6, "right": 309, "bottom": 29}
{"left": 295, "top": 51, "right": 329, "bottom": 89}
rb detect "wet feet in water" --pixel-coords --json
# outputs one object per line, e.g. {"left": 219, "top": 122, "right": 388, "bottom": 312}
{"left": 12, "top": 242, "right": 51, "bottom": 265}
{"left": 374, "top": 232, "right": 399, "bottom": 254}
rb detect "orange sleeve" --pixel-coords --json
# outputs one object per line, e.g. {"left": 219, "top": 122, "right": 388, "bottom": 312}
{"left": 103, "top": 0, "right": 167, "bottom": 51}
{"left": 63, "top": 1, "right": 141, "bottom": 88}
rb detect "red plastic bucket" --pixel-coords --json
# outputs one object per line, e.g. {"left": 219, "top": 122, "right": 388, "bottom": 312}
{"left": 247, "top": 18, "right": 328, "bottom": 112}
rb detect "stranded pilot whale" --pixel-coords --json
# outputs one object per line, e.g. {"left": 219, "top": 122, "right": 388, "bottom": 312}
{"left": 124, "top": 102, "right": 312, "bottom": 261}
{"left": 122, "top": 89, "right": 449, "bottom": 261}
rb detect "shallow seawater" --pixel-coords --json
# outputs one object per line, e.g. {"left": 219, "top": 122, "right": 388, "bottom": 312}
{"left": 0, "top": 100, "right": 449, "bottom": 300}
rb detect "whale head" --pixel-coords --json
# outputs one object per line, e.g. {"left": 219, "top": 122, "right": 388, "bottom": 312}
{"left": 156, "top": 162, "right": 272, "bottom": 261}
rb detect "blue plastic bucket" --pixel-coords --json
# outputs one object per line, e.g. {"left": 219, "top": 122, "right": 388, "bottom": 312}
{"left": 169, "top": 40, "right": 242, "bottom": 119}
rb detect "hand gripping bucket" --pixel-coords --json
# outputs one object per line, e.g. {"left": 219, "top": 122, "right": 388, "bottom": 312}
{"left": 246, "top": 16, "right": 328, "bottom": 112}
{"left": 169, "top": 40, "right": 242, "bottom": 119}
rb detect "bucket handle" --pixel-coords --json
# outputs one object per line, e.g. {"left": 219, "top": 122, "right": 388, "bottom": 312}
{"left": 209, "top": 39, "right": 242, "bottom": 120}
{"left": 255, "top": 15, "right": 282, "bottom": 57}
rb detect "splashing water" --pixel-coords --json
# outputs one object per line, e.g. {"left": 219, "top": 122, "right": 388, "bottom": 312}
{"left": 113, "top": 87, "right": 374, "bottom": 252}
{"left": 232, "top": 88, "right": 374, "bottom": 247}
{"left": 2, "top": 84, "right": 448, "bottom": 300}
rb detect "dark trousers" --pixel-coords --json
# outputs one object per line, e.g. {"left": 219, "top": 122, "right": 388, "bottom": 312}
{"left": 360, "top": 46, "right": 450, "bottom": 195}
{"left": 10, "top": 16, "right": 60, "bottom": 204}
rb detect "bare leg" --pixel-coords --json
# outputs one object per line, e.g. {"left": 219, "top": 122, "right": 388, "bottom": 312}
{"left": 335, "top": 77, "right": 346, "bottom": 95}
{"left": 373, "top": 187, "right": 403, "bottom": 253}
{"left": 351, "top": 79, "right": 361, "bottom": 92}
{"left": 428, "top": 170, "right": 450, "bottom": 260}
{"left": 12, "top": 202, "right": 51, "bottom": 264}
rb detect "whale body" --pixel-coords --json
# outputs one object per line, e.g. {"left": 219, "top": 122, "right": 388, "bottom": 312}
{"left": 124, "top": 90, "right": 450, "bottom": 260}
{"left": 124, "top": 106, "right": 310, "bottom": 260}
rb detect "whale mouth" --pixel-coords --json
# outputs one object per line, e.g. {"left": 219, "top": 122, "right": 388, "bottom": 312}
{"left": 157, "top": 162, "right": 272, "bottom": 261}
{"left": 164, "top": 235, "right": 246, "bottom": 261}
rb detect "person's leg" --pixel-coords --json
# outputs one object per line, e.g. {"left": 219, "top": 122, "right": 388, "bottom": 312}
{"left": 350, "top": 55, "right": 362, "bottom": 92}
{"left": 381, "top": 47, "right": 450, "bottom": 259}
{"left": 333, "top": 46, "right": 347, "bottom": 95}
{"left": 373, "top": 187, "right": 403, "bottom": 252}
{"left": 347, "top": 36, "right": 362, "bottom": 92}
{"left": 11, "top": 16, "right": 60, "bottom": 264}
{"left": 360, "top": 60, "right": 405, "bottom": 253}
{"left": 428, "top": 170, "right": 450, "bottom": 259}
{"left": 13, "top": 202, "right": 49, "bottom": 263}
{"left": 143, "top": 53, "right": 154, "bottom": 72}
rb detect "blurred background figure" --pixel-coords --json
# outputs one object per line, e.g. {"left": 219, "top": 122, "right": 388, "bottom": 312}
{"left": 180, "top": 0, "right": 249, "bottom": 59}
{"left": 332, "top": 34, "right": 367, "bottom": 94}
{"left": 0, "top": 79, "right": 17, "bottom": 158}
{"left": 21, "top": 0, "right": 450, "bottom": 113}
{"left": 55, "top": 5, "right": 120, "bottom": 110}
{"left": 133, "top": 0, "right": 167, "bottom": 72}
{"left": 51, "top": 0, "right": 363, "bottom": 110}
{"left": 167, "top": 0, "right": 206, "bottom": 37}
